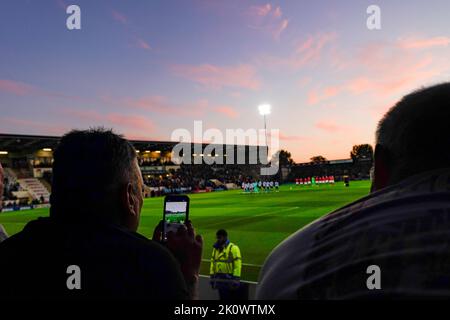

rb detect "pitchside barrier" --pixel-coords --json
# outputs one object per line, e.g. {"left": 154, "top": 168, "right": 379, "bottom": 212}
{"left": 1, "top": 203, "right": 50, "bottom": 212}
{"left": 198, "top": 275, "right": 257, "bottom": 300}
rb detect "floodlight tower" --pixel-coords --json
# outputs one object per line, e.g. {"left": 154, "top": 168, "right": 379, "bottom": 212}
{"left": 258, "top": 103, "right": 271, "bottom": 159}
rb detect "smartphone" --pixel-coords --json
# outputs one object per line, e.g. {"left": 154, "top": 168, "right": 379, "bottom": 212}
{"left": 163, "top": 195, "right": 190, "bottom": 241}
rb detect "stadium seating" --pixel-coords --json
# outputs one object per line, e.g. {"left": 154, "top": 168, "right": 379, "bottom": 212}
{"left": 17, "top": 178, "right": 50, "bottom": 202}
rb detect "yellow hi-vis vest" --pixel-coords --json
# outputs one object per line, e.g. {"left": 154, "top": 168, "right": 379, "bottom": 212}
{"left": 210, "top": 242, "right": 242, "bottom": 277}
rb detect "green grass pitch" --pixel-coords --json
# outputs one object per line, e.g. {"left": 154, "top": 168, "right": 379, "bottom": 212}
{"left": 0, "top": 181, "right": 371, "bottom": 282}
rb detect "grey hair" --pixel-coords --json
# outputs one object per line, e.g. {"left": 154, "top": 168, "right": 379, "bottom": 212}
{"left": 375, "top": 82, "right": 450, "bottom": 183}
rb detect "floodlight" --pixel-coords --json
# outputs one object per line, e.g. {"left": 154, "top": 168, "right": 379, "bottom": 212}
{"left": 258, "top": 104, "right": 271, "bottom": 116}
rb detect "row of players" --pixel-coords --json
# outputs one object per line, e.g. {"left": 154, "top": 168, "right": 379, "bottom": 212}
{"left": 241, "top": 181, "right": 280, "bottom": 192}
{"left": 295, "top": 176, "right": 335, "bottom": 185}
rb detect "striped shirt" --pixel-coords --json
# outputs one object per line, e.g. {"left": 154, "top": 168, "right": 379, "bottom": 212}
{"left": 256, "top": 168, "right": 450, "bottom": 299}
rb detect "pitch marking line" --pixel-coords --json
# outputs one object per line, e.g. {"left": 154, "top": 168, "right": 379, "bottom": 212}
{"left": 202, "top": 206, "right": 299, "bottom": 229}
{"left": 201, "top": 259, "right": 262, "bottom": 268}
{"left": 199, "top": 274, "right": 258, "bottom": 285}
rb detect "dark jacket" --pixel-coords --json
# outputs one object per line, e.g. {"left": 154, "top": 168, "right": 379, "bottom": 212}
{"left": 0, "top": 217, "right": 188, "bottom": 299}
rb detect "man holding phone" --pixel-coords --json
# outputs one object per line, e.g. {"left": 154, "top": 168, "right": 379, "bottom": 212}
{"left": 153, "top": 194, "right": 204, "bottom": 299}
{"left": 0, "top": 129, "right": 203, "bottom": 299}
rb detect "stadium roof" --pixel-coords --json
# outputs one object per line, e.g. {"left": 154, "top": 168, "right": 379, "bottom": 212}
{"left": 0, "top": 133, "right": 179, "bottom": 153}
{"left": 0, "top": 133, "right": 266, "bottom": 153}
{"left": 0, "top": 134, "right": 61, "bottom": 152}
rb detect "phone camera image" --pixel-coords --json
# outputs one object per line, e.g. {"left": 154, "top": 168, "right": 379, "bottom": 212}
{"left": 163, "top": 195, "right": 189, "bottom": 238}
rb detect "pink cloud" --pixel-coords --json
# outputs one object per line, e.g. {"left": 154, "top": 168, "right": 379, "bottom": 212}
{"left": 346, "top": 77, "right": 372, "bottom": 94}
{"left": 307, "top": 85, "right": 341, "bottom": 105}
{"left": 369, "top": 98, "right": 399, "bottom": 120}
{"left": 307, "top": 55, "right": 436, "bottom": 105}
{"left": 307, "top": 90, "right": 319, "bottom": 105}
{"left": 273, "top": 19, "right": 289, "bottom": 40}
{"left": 247, "top": 3, "right": 288, "bottom": 39}
{"left": 315, "top": 120, "right": 342, "bottom": 133}
{"left": 249, "top": 3, "right": 272, "bottom": 17}
{"left": 278, "top": 133, "right": 307, "bottom": 141}
{"left": 398, "top": 36, "right": 450, "bottom": 49}
{"left": 0, "top": 117, "right": 67, "bottom": 135}
{"left": 128, "top": 96, "right": 207, "bottom": 116}
{"left": 0, "top": 79, "right": 36, "bottom": 96}
{"left": 305, "top": 36, "right": 446, "bottom": 108}
{"left": 135, "top": 37, "right": 151, "bottom": 50}
{"left": 273, "top": 6, "right": 282, "bottom": 18}
{"left": 111, "top": 10, "right": 128, "bottom": 25}
{"left": 295, "top": 32, "right": 337, "bottom": 67}
{"left": 106, "top": 113, "right": 155, "bottom": 133}
{"left": 258, "top": 32, "right": 337, "bottom": 71}
{"left": 329, "top": 46, "right": 349, "bottom": 70}
{"left": 352, "top": 53, "right": 435, "bottom": 97}
{"left": 121, "top": 95, "right": 171, "bottom": 113}
{"left": 121, "top": 95, "right": 240, "bottom": 119}
{"left": 0, "top": 79, "right": 93, "bottom": 104}
{"left": 356, "top": 40, "right": 434, "bottom": 76}
{"left": 171, "top": 64, "right": 261, "bottom": 90}
{"left": 214, "top": 106, "right": 239, "bottom": 118}
{"left": 111, "top": 9, "right": 154, "bottom": 51}
{"left": 61, "top": 108, "right": 103, "bottom": 121}
{"left": 324, "top": 86, "right": 339, "bottom": 97}
{"left": 61, "top": 108, "right": 156, "bottom": 138}
{"left": 119, "top": 96, "right": 167, "bottom": 112}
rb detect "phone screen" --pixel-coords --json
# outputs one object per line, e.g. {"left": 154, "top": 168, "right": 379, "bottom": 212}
{"left": 163, "top": 195, "right": 189, "bottom": 239}
{"left": 164, "top": 201, "right": 187, "bottom": 224}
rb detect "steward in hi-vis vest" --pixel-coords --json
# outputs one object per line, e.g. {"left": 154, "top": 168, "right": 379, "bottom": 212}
{"left": 210, "top": 229, "right": 243, "bottom": 300}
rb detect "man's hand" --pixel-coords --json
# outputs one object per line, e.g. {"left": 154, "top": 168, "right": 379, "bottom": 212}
{"left": 152, "top": 220, "right": 165, "bottom": 243}
{"left": 166, "top": 221, "right": 203, "bottom": 281}
{"left": 153, "top": 220, "right": 203, "bottom": 299}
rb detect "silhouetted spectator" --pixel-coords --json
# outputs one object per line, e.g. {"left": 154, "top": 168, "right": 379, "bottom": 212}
{"left": 257, "top": 83, "right": 450, "bottom": 299}
{"left": 0, "top": 128, "right": 202, "bottom": 299}
{"left": 0, "top": 163, "right": 8, "bottom": 243}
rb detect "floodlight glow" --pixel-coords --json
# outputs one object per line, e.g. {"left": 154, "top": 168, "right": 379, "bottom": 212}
{"left": 43, "top": 148, "right": 52, "bottom": 152}
{"left": 258, "top": 104, "right": 271, "bottom": 116}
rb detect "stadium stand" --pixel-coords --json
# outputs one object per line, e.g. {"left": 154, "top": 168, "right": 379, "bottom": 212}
{"left": 17, "top": 178, "right": 50, "bottom": 203}
{"left": 0, "top": 134, "right": 267, "bottom": 210}
{"left": 0, "top": 133, "right": 373, "bottom": 209}
{"left": 289, "top": 158, "right": 372, "bottom": 182}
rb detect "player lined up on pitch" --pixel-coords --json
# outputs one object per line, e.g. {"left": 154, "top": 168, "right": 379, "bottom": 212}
{"left": 295, "top": 176, "right": 335, "bottom": 185}
{"left": 241, "top": 180, "right": 279, "bottom": 193}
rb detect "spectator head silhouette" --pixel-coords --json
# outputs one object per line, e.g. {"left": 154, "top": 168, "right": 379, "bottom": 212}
{"left": 216, "top": 229, "right": 228, "bottom": 245}
{"left": 373, "top": 83, "right": 450, "bottom": 191}
{"left": 0, "top": 162, "right": 3, "bottom": 211}
{"left": 50, "top": 128, "right": 143, "bottom": 231}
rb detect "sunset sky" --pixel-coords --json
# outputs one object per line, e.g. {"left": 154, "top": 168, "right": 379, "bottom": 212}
{"left": 1, "top": 0, "right": 450, "bottom": 162}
